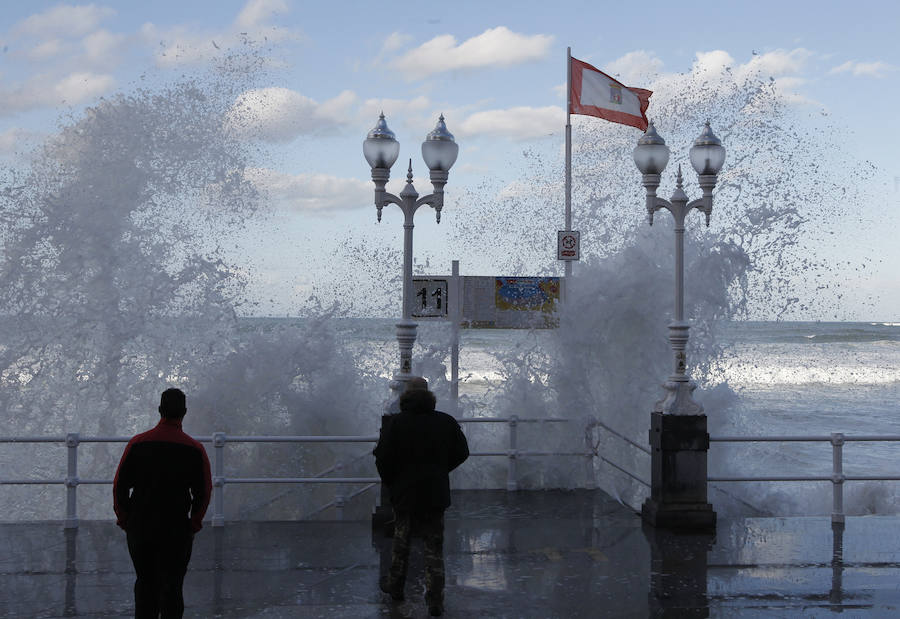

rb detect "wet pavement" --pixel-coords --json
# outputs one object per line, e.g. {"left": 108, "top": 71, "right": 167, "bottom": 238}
{"left": 2, "top": 489, "right": 900, "bottom": 617}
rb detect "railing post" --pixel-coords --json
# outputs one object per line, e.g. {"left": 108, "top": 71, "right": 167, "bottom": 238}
{"left": 212, "top": 432, "right": 226, "bottom": 527}
{"left": 831, "top": 432, "right": 845, "bottom": 525}
{"left": 334, "top": 460, "right": 345, "bottom": 521}
{"left": 507, "top": 415, "right": 518, "bottom": 491}
{"left": 584, "top": 427, "right": 596, "bottom": 490}
{"left": 335, "top": 494, "right": 346, "bottom": 521}
{"left": 64, "top": 433, "right": 79, "bottom": 529}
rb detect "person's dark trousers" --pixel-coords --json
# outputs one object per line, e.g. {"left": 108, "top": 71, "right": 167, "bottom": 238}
{"left": 389, "top": 509, "right": 445, "bottom": 607}
{"left": 126, "top": 521, "right": 194, "bottom": 619}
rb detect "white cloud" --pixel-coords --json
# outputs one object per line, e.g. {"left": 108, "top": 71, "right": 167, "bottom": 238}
{"left": 229, "top": 87, "right": 355, "bottom": 142}
{"left": 0, "top": 1, "right": 300, "bottom": 116}
{"left": 686, "top": 48, "right": 813, "bottom": 83}
{"left": 143, "top": 0, "right": 297, "bottom": 68}
{"left": 392, "top": 27, "right": 553, "bottom": 79}
{"left": 140, "top": 23, "right": 218, "bottom": 67}
{"left": 0, "top": 72, "right": 115, "bottom": 113}
{"left": 381, "top": 32, "right": 413, "bottom": 54}
{"left": 373, "top": 31, "right": 414, "bottom": 65}
{"left": 235, "top": 0, "right": 290, "bottom": 30}
{"left": 0, "top": 127, "right": 43, "bottom": 157}
{"left": 737, "top": 48, "right": 812, "bottom": 80}
{"left": 82, "top": 29, "right": 127, "bottom": 67}
{"left": 54, "top": 72, "right": 116, "bottom": 104}
{"left": 15, "top": 4, "right": 115, "bottom": 38}
{"left": 457, "top": 106, "right": 563, "bottom": 140}
{"left": 246, "top": 168, "right": 371, "bottom": 213}
{"left": 360, "top": 96, "right": 432, "bottom": 121}
{"left": 603, "top": 50, "right": 664, "bottom": 85}
{"left": 26, "top": 38, "right": 63, "bottom": 61}
{"left": 658, "top": 48, "right": 817, "bottom": 107}
{"left": 830, "top": 60, "right": 896, "bottom": 78}
{"left": 316, "top": 90, "right": 357, "bottom": 124}
{"left": 690, "top": 49, "right": 735, "bottom": 76}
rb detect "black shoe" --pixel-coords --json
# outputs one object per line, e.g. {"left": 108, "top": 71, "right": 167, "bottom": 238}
{"left": 428, "top": 603, "right": 443, "bottom": 616}
{"left": 379, "top": 580, "right": 404, "bottom": 601}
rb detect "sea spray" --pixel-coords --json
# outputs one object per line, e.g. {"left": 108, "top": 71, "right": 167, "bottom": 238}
{"left": 435, "top": 52, "right": 879, "bottom": 514}
{"left": 0, "top": 46, "right": 886, "bottom": 521}
{"left": 0, "top": 50, "right": 388, "bottom": 520}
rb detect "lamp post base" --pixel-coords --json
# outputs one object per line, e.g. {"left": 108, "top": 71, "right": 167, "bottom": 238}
{"left": 642, "top": 412, "right": 716, "bottom": 532}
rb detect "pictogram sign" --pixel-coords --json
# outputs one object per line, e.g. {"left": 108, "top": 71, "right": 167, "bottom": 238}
{"left": 557, "top": 230, "right": 580, "bottom": 261}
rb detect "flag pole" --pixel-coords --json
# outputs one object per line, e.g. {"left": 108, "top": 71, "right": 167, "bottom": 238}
{"left": 564, "top": 46, "right": 573, "bottom": 283}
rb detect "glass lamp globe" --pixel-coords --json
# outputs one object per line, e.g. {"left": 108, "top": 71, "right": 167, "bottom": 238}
{"left": 632, "top": 122, "right": 670, "bottom": 175}
{"left": 363, "top": 113, "right": 400, "bottom": 170}
{"left": 689, "top": 121, "right": 726, "bottom": 175}
{"left": 421, "top": 114, "right": 459, "bottom": 173}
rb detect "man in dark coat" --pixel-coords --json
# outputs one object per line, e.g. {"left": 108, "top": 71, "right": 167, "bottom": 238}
{"left": 113, "top": 388, "right": 212, "bottom": 618}
{"left": 374, "top": 376, "right": 469, "bottom": 617}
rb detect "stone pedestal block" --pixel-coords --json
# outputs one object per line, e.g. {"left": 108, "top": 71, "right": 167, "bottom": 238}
{"left": 642, "top": 412, "right": 716, "bottom": 531}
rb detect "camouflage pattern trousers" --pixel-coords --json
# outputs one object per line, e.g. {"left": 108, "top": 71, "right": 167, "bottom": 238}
{"left": 389, "top": 509, "right": 445, "bottom": 604}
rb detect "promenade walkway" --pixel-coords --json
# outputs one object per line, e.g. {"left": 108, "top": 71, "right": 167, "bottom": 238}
{"left": 2, "top": 489, "right": 900, "bottom": 617}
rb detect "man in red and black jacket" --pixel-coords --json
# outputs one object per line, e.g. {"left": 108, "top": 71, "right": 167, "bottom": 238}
{"left": 113, "top": 388, "right": 212, "bottom": 619}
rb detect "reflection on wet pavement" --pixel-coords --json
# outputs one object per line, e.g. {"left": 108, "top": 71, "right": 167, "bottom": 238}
{"left": 2, "top": 489, "right": 900, "bottom": 617}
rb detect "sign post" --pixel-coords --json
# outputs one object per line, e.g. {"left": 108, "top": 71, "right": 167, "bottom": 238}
{"left": 449, "top": 261, "right": 461, "bottom": 415}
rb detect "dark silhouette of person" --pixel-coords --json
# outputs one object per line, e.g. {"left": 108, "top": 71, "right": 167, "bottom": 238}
{"left": 374, "top": 377, "right": 469, "bottom": 617}
{"left": 113, "top": 388, "right": 212, "bottom": 618}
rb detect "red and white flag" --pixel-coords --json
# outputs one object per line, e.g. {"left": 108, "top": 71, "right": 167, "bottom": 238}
{"left": 569, "top": 57, "right": 651, "bottom": 131}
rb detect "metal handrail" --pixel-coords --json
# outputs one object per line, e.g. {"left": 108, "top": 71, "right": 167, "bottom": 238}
{"left": 458, "top": 415, "right": 594, "bottom": 491}
{"left": 0, "top": 416, "right": 600, "bottom": 527}
{"left": 708, "top": 432, "right": 900, "bottom": 523}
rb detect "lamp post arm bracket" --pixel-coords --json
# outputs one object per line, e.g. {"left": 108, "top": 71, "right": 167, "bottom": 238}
{"left": 646, "top": 196, "right": 672, "bottom": 226}
{"left": 650, "top": 197, "right": 672, "bottom": 212}
{"left": 414, "top": 193, "right": 440, "bottom": 210}
{"left": 415, "top": 192, "right": 444, "bottom": 223}
{"left": 687, "top": 196, "right": 713, "bottom": 227}
{"left": 377, "top": 192, "right": 404, "bottom": 209}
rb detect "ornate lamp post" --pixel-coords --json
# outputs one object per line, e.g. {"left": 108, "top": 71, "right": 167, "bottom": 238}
{"left": 364, "top": 113, "right": 459, "bottom": 402}
{"left": 633, "top": 121, "right": 725, "bottom": 530}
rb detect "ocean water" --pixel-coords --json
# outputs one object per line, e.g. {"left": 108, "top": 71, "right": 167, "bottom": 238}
{"left": 707, "top": 320, "right": 900, "bottom": 517}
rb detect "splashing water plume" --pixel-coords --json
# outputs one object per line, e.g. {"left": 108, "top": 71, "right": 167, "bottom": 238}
{"left": 438, "top": 53, "right": 878, "bottom": 512}
{"left": 0, "top": 48, "right": 881, "bottom": 520}
{"left": 0, "top": 49, "right": 384, "bottom": 520}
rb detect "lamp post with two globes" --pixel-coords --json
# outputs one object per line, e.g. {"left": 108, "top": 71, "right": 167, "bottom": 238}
{"left": 632, "top": 120, "right": 725, "bottom": 531}
{"left": 363, "top": 113, "right": 459, "bottom": 403}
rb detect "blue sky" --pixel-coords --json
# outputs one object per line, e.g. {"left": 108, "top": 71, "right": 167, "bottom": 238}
{"left": 0, "top": 1, "right": 897, "bottom": 318}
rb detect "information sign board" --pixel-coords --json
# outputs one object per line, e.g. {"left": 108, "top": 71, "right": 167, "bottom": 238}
{"left": 412, "top": 274, "right": 561, "bottom": 328}
{"left": 411, "top": 278, "right": 448, "bottom": 318}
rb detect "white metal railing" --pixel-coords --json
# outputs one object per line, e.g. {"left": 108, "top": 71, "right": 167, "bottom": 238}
{"left": 585, "top": 418, "right": 651, "bottom": 489}
{"left": 709, "top": 432, "right": 900, "bottom": 523}
{"left": 12, "top": 427, "right": 895, "bottom": 525}
{"left": 0, "top": 416, "right": 597, "bottom": 528}
{"left": 458, "top": 415, "right": 594, "bottom": 491}
{"left": 0, "top": 433, "right": 382, "bottom": 529}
